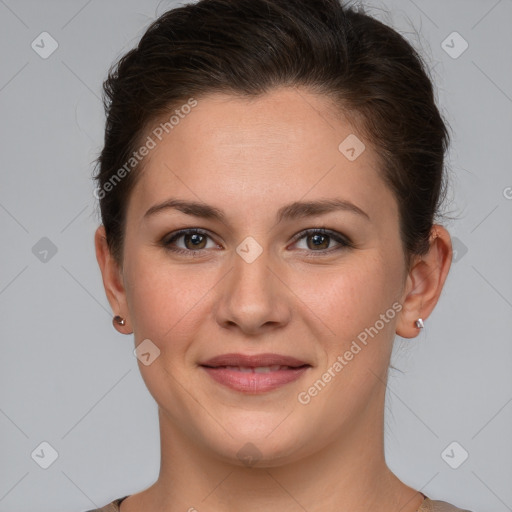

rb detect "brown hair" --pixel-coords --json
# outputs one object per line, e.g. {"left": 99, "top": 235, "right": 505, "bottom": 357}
{"left": 93, "top": 0, "right": 451, "bottom": 269}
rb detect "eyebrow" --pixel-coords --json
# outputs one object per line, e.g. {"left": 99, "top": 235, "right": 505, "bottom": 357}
{"left": 143, "top": 197, "right": 370, "bottom": 223}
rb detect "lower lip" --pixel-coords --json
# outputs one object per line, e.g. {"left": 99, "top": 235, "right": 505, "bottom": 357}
{"left": 201, "top": 366, "right": 310, "bottom": 393}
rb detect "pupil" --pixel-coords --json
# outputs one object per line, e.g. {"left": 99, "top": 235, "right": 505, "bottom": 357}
{"left": 187, "top": 233, "right": 204, "bottom": 248}
{"left": 310, "top": 234, "right": 328, "bottom": 249}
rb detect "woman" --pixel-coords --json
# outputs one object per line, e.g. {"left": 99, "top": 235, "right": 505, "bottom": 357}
{"left": 89, "top": 0, "right": 471, "bottom": 510}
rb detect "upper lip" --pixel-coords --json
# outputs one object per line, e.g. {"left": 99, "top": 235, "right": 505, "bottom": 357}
{"left": 200, "top": 353, "right": 310, "bottom": 368}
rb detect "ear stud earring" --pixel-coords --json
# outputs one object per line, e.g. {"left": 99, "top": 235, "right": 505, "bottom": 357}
{"left": 113, "top": 315, "right": 126, "bottom": 326}
{"left": 414, "top": 318, "right": 424, "bottom": 329}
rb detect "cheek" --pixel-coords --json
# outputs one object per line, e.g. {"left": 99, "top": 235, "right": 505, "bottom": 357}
{"left": 124, "top": 250, "right": 215, "bottom": 351}
{"left": 124, "top": 252, "right": 180, "bottom": 341}
{"left": 293, "top": 258, "right": 400, "bottom": 416}
{"left": 302, "top": 255, "right": 403, "bottom": 401}
{"left": 123, "top": 253, "right": 207, "bottom": 414}
{"left": 296, "top": 255, "right": 398, "bottom": 341}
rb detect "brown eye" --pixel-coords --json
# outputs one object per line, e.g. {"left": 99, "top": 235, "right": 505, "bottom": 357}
{"left": 292, "top": 228, "right": 352, "bottom": 255}
{"left": 182, "top": 232, "right": 207, "bottom": 250}
{"left": 161, "top": 227, "right": 351, "bottom": 258}
{"left": 162, "top": 228, "right": 218, "bottom": 256}
{"left": 306, "top": 233, "right": 330, "bottom": 250}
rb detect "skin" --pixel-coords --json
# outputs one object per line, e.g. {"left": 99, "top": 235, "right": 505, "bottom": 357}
{"left": 95, "top": 86, "right": 452, "bottom": 512}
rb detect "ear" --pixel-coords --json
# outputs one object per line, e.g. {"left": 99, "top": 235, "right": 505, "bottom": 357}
{"left": 396, "top": 225, "right": 453, "bottom": 339}
{"left": 94, "top": 225, "right": 132, "bottom": 334}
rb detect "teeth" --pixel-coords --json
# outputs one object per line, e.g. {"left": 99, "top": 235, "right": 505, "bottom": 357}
{"left": 223, "top": 365, "right": 289, "bottom": 372}
{"left": 254, "top": 366, "right": 272, "bottom": 373}
{"left": 225, "top": 366, "right": 251, "bottom": 372}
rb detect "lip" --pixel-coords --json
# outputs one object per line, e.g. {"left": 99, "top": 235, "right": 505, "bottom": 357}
{"left": 201, "top": 353, "right": 309, "bottom": 368}
{"left": 200, "top": 353, "right": 311, "bottom": 394}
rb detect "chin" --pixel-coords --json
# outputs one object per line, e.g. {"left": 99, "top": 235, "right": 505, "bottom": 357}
{"left": 197, "top": 412, "right": 316, "bottom": 468}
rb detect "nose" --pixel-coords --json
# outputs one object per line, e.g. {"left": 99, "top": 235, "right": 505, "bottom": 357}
{"left": 214, "top": 246, "right": 291, "bottom": 336}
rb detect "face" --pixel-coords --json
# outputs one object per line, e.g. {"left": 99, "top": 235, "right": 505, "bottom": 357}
{"left": 102, "top": 87, "right": 414, "bottom": 466}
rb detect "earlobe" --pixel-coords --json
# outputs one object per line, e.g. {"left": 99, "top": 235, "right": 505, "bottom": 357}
{"left": 395, "top": 225, "right": 453, "bottom": 339}
{"left": 94, "top": 225, "right": 132, "bottom": 333}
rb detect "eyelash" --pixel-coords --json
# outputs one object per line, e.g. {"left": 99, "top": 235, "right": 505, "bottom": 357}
{"left": 160, "top": 227, "right": 353, "bottom": 257}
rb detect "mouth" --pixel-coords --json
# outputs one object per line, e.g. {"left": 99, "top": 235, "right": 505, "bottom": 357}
{"left": 199, "top": 353, "right": 311, "bottom": 393}
{"left": 207, "top": 364, "right": 305, "bottom": 373}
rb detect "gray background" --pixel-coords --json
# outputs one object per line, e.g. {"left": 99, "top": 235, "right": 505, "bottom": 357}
{"left": 0, "top": 0, "right": 511, "bottom": 511}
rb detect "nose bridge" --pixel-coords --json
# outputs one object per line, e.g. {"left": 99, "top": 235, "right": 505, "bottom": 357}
{"left": 231, "top": 239, "right": 274, "bottom": 306}
{"left": 216, "top": 238, "right": 288, "bottom": 332}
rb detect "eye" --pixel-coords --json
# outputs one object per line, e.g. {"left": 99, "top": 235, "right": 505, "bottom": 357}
{"left": 161, "top": 228, "right": 220, "bottom": 256}
{"left": 161, "top": 227, "right": 352, "bottom": 257}
{"left": 290, "top": 228, "right": 352, "bottom": 256}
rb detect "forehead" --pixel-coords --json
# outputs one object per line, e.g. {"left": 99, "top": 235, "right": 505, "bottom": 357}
{"left": 127, "top": 87, "right": 396, "bottom": 225}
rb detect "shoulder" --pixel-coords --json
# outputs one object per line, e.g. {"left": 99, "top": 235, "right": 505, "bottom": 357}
{"left": 421, "top": 498, "right": 474, "bottom": 512}
{"left": 81, "top": 496, "right": 128, "bottom": 512}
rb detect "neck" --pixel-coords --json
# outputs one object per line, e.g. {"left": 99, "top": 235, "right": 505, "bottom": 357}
{"left": 133, "top": 390, "right": 423, "bottom": 512}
